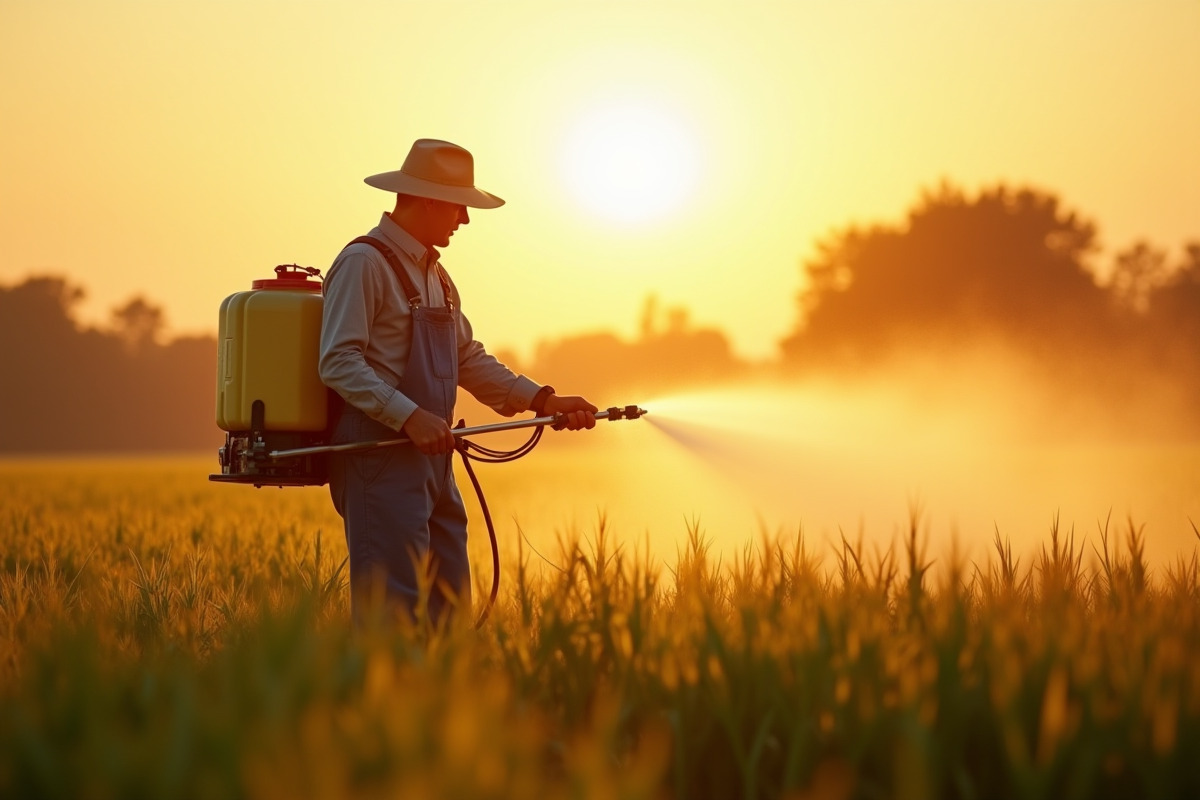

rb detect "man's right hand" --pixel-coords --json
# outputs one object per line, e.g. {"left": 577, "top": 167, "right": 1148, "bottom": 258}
{"left": 401, "top": 408, "right": 456, "bottom": 455}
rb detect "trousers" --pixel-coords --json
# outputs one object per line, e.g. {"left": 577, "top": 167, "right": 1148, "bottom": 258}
{"left": 329, "top": 407, "right": 470, "bottom": 624}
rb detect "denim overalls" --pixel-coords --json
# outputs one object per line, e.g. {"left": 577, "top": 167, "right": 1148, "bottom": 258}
{"left": 328, "top": 237, "right": 468, "bottom": 624}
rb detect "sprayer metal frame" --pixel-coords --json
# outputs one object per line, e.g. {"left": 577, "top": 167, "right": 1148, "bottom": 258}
{"left": 267, "top": 405, "right": 648, "bottom": 460}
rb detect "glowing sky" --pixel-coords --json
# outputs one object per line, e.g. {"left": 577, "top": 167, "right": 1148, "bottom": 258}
{"left": 2, "top": 0, "right": 1197, "bottom": 360}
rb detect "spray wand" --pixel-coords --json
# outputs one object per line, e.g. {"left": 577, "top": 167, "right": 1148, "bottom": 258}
{"left": 266, "top": 404, "right": 648, "bottom": 460}
{"left": 262, "top": 404, "right": 648, "bottom": 628}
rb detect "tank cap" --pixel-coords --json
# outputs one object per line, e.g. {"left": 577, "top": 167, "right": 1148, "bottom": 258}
{"left": 252, "top": 264, "right": 323, "bottom": 291}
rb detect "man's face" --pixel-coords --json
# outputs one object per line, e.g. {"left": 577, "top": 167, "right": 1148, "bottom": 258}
{"left": 420, "top": 198, "right": 470, "bottom": 249}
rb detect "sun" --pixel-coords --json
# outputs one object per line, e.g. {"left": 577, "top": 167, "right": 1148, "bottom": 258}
{"left": 559, "top": 100, "right": 702, "bottom": 225}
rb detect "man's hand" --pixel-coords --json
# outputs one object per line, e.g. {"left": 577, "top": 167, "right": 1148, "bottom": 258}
{"left": 401, "top": 408, "right": 456, "bottom": 455}
{"left": 543, "top": 394, "right": 598, "bottom": 431}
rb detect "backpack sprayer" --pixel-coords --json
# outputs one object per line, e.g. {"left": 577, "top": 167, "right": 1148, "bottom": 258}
{"left": 210, "top": 264, "right": 647, "bottom": 625}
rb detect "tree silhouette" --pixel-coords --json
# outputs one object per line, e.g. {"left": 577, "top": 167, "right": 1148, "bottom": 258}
{"left": 1109, "top": 241, "right": 1172, "bottom": 315}
{"left": 0, "top": 276, "right": 85, "bottom": 343}
{"left": 527, "top": 294, "right": 744, "bottom": 401}
{"left": 1148, "top": 243, "right": 1200, "bottom": 316}
{"left": 0, "top": 276, "right": 218, "bottom": 453}
{"left": 1141, "top": 242, "right": 1200, "bottom": 364}
{"left": 528, "top": 325, "right": 741, "bottom": 401}
{"left": 781, "top": 184, "right": 1115, "bottom": 367}
{"left": 111, "top": 296, "right": 165, "bottom": 352}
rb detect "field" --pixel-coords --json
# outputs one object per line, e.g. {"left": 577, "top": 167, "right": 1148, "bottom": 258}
{"left": 3, "top": 453, "right": 1200, "bottom": 799}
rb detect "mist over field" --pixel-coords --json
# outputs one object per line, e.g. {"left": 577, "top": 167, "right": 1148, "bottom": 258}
{"left": 506, "top": 352, "right": 1199, "bottom": 574}
{"left": 506, "top": 181, "right": 1200, "bottom": 569}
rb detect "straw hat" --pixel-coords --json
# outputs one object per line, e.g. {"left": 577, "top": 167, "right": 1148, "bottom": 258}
{"left": 364, "top": 139, "right": 505, "bottom": 209}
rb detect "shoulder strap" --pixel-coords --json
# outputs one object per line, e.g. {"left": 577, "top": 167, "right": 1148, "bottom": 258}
{"left": 347, "top": 235, "right": 456, "bottom": 312}
{"left": 347, "top": 235, "right": 422, "bottom": 309}
{"left": 433, "top": 263, "right": 460, "bottom": 312}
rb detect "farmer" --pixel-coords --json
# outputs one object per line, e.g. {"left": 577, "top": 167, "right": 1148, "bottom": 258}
{"left": 319, "top": 138, "right": 597, "bottom": 625}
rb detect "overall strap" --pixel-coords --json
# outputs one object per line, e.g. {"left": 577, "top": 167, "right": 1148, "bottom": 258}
{"left": 432, "top": 263, "right": 459, "bottom": 313}
{"left": 348, "top": 236, "right": 421, "bottom": 308}
{"left": 348, "top": 235, "right": 455, "bottom": 312}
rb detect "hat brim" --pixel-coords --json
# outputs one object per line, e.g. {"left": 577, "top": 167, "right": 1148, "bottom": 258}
{"left": 364, "top": 171, "right": 505, "bottom": 209}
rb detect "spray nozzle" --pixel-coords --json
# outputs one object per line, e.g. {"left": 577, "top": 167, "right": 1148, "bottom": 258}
{"left": 605, "top": 405, "right": 648, "bottom": 421}
{"left": 550, "top": 405, "right": 647, "bottom": 429}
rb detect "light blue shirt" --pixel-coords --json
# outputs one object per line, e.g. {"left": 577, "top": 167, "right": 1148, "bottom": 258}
{"left": 319, "top": 213, "right": 540, "bottom": 431}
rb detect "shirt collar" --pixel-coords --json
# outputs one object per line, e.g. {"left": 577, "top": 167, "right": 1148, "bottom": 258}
{"left": 378, "top": 212, "right": 438, "bottom": 270}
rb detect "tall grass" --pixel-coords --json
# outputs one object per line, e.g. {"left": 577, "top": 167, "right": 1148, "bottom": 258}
{"left": 2, "top": 460, "right": 1200, "bottom": 799}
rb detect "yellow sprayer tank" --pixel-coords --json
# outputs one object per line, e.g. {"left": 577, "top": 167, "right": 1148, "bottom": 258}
{"left": 216, "top": 265, "right": 327, "bottom": 433}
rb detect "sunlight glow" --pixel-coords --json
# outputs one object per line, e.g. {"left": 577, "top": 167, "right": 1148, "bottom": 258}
{"left": 559, "top": 100, "right": 701, "bottom": 225}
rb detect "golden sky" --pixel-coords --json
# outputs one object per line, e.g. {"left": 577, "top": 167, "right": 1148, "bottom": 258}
{"left": 2, "top": 0, "right": 1198, "bottom": 360}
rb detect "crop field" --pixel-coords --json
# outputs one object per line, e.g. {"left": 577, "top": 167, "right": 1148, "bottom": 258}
{"left": 3, "top": 455, "right": 1200, "bottom": 799}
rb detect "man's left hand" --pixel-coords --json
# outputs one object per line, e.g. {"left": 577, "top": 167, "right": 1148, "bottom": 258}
{"left": 543, "top": 394, "right": 598, "bottom": 430}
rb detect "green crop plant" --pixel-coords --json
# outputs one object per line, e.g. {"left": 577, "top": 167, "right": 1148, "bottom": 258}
{"left": 1, "top": 458, "right": 1199, "bottom": 799}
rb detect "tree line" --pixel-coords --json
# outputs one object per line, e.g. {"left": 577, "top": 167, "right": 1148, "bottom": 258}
{"left": 781, "top": 183, "right": 1200, "bottom": 375}
{"left": 779, "top": 184, "right": 1200, "bottom": 437}
{"left": 0, "top": 278, "right": 218, "bottom": 453}
{"left": 2, "top": 181, "right": 1196, "bottom": 452}
{"left": 0, "top": 277, "right": 744, "bottom": 453}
